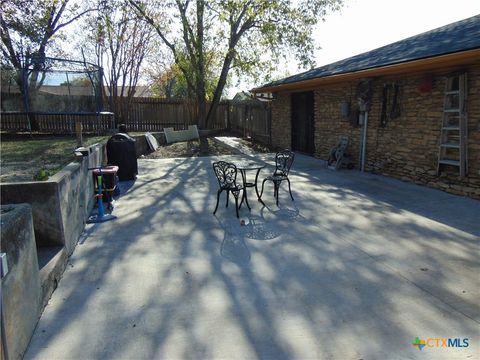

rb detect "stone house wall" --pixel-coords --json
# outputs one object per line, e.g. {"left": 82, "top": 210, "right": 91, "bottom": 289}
{"left": 271, "top": 92, "right": 292, "bottom": 149}
{"left": 270, "top": 64, "right": 480, "bottom": 198}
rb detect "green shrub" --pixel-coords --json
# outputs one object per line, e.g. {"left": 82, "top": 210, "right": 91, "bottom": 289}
{"left": 33, "top": 169, "right": 51, "bottom": 181}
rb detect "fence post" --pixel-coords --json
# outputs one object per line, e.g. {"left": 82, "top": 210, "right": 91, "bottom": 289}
{"left": 227, "top": 100, "right": 231, "bottom": 131}
{"left": 75, "top": 118, "right": 83, "bottom": 147}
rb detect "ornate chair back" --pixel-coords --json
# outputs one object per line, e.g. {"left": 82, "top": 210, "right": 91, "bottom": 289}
{"left": 213, "top": 161, "right": 238, "bottom": 190}
{"left": 274, "top": 150, "right": 295, "bottom": 177}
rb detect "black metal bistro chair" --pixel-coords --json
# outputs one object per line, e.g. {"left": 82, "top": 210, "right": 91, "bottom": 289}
{"left": 259, "top": 150, "right": 295, "bottom": 206}
{"left": 213, "top": 161, "right": 243, "bottom": 218}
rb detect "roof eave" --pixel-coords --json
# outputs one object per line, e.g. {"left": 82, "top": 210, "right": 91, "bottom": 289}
{"left": 251, "top": 48, "right": 480, "bottom": 93}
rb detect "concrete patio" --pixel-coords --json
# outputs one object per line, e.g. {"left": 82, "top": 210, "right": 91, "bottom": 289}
{"left": 25, "top": 153, "right": 479, "bottom": 360}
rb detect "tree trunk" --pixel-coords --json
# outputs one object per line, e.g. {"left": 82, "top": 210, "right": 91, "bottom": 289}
{"left": 205, "top": 54, "right": 234, "bottom": 129}
{"left": 197, "top": 92, "right": 207, "bottom": 128}
{"left": 196, "top": 0, "right": 206, "bottom": 128}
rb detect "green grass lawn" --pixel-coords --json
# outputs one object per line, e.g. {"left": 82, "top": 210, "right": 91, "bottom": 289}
{"left": 1, "top": 136, "right": 106, "bottom": 182}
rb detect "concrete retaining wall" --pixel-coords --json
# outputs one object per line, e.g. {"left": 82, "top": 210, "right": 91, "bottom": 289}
{"left": 164, "top": 125, "right": 199, "bottom": 143}
{"left": 55, "top": 143, "right": 106, "bottom": 254}
{"left": 0, "top": 142, "right": 106, "bottom": 253}
{"left": 1, "top": 204, "right": 41, "bottom": 360}
{"left": 1, "top": 181, "right": 63, "bottom": 248}
{"left": 132, "top": 132, "right": 165, "bottom": 157}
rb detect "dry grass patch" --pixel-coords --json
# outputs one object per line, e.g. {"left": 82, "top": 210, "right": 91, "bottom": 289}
{"left": 1, "top": 136, "right": 106, "bottom": 182}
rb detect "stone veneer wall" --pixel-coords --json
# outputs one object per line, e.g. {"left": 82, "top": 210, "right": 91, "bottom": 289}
{"left": 270, "top": 64, "right": 480, "bottom": 198}
{"left": 271, "top": 92, "right": 292, "bottom": 149}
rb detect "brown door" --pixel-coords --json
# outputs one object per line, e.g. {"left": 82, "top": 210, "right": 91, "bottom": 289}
{"left": 291, "top": 91, "right": 314, "bottom": 154}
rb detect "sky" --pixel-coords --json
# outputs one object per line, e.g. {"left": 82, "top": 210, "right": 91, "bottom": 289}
{"left": 231, "top": 0, "right": 480, "bottom": 96}
{"left": 41, "top": 0, "right": 480, "bottom": 95}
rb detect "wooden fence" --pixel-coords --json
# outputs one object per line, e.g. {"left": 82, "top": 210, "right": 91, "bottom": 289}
{"left": 228, "top": 100, "right": 271, "bottom": 144}
{"left": 123, "top": 98, "right": 228, "bottom": 131}
{"left": 0, "top": 112, "right": 115, "bottom": 134}
{"left": 123, "top": 98, "right": 269, "bottom": 141}
{"left": 1, "top": 98, "right": 271, "bottom": 142}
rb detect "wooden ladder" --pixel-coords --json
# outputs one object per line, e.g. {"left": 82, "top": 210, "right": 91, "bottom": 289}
{"left": 437, "top": 73, "right": 468, "bottom": 177}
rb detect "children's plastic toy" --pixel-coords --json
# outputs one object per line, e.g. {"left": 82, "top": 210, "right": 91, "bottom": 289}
{"left": 87, "top": 166, "right": 119, "bottom": 223}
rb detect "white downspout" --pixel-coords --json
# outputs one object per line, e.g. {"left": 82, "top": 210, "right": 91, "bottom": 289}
{"left": 361, "top": 111, "right": 368, "bottom": 172}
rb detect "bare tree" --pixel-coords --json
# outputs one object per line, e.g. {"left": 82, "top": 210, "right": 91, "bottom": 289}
{"left": 86, "top": 0, "right": 154, "bottom": 125}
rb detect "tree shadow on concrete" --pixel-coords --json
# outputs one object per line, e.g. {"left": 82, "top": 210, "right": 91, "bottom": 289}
{"left": 24, "top": 154, "right": 480, "bottom": 360}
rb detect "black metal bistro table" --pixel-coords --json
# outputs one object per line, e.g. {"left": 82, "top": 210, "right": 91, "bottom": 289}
{"left": 235, "top": 160, "right": 266, "bottom": 209}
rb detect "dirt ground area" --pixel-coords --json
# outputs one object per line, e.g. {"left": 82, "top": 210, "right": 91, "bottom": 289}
{"left": 142, "top": 138, "right": 235, "bottom": 159}
{"left": 143, "top": 137, "right": 272, "bottom": 159}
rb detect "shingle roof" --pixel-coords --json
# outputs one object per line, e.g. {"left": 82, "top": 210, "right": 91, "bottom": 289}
{"left": 255, "top": 14, "right": 480, "bottom": 90}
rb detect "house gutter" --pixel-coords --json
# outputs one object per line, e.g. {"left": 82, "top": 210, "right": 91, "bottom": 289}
{"left": 251, "top": 48, "right": 480, "bottom": 93}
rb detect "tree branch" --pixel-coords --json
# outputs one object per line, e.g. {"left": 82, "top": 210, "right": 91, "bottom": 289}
{"left": 56, "top": 8, "right": 98, "bottom": 32}
{"left": 0, "top": 17, "right": 21, "bottom": 68}
{"left": 175, "top": 0, "right": 198, "bottom": 65}
{"left": 128, "top": 0, "right": 176, "bottom": 53}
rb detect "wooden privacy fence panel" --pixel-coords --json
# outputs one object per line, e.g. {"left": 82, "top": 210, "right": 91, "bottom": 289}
{"left": 1, "top": 112, "right": 30, "bottom": 131}
{"left": 1, "top": 99, "right": 271, "bottom": 142}
{"left": 125, "top": 98, "right": 196, "bottom": 131}
{"left": 0, "top": 112, "right": 115, "bottom": 134}
{"left": 114, "top": 98, "right": 232, "bottom": 131}
{"left": 210, "top": 103, "right": 229, "bottom": 130}
{"left": 228, "top": 101, "right": 271, "bottom": 144}
{"left": 78, "top": 113, "right": 115, "bottom": 133}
